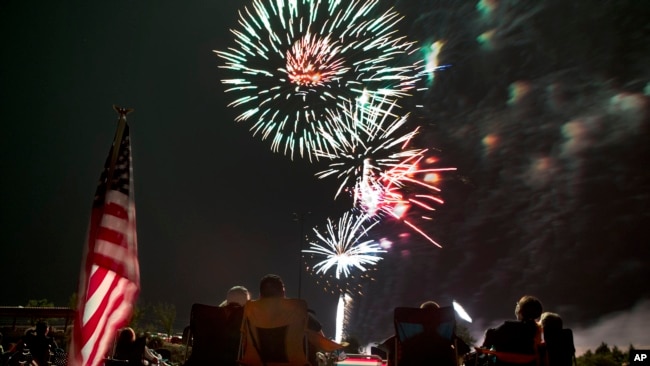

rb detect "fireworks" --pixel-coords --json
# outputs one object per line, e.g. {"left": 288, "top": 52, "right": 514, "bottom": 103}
{"left": 215, "top": 0, "right": 423, "bottom": 160}
{"left": 302, "top": 211, "right": 385, "bottom": 280}
{"left": 453, "top": 300, "right": 473, "bottom": 323}
{"left": 369, "top": 153, "right": 456, "bottom": 247}
{"left": 315, "top": 96, "right": 422, "bottom": 200}
{"left": 215, "top": 0, "right": 459, "bottom": 344}
{"left": 314, "top": 97, "right": 455, "bottom": 246}
{"left": 217, "top": 0, "right": 456, "bottom": 297}
{"left": 335, "top": 293, "right": 353, "bottom": 343}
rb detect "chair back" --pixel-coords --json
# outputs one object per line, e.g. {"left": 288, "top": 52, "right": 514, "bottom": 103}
{"left": 393, "top": 306, "right": 458, "bottom": 366}
{"left": 185, "top": 303, "right": 244, "bottom": 366}
{"left": 544, "top": 328, "right": 575, "bottom": 366}
{"left": 238, "top": 297, "right": 309, "bottom": 366}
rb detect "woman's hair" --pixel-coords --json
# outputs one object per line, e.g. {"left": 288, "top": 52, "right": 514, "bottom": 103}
{"left": 114, "top": 327, "right": 137, "bottom": 359}
{"left": 540, "top": 312, "right": 563, "bottom": 330}
{"left": 116, "top": 327, "right": 136, "bottom": 346}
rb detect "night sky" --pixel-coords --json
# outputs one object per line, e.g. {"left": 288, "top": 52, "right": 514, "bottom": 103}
{"left": 1, "top": 0, "right": 649, "bottom": 354}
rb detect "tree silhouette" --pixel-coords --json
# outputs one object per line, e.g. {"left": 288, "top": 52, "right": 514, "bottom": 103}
{"left": 25, "top": 299, "right": 53, "bottom": 307}
{"left": 577, "top": 342, "right": 630, "bottom": 366}
{"left": 153, "top": 302, "right": 176, "bottom": 338}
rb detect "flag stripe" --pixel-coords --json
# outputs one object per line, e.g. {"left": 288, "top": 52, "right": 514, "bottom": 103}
{"left": 95, "top": 239, "right": 129, "bottom": 262}
{"left": 104, "top": 201, "right": 128, "bottom": 220}
{"left": 83, "top": 276, "right": 130, "bottom": 365}
{"left": 96, "top": 226, "right": 125, "bottom": 248}
{"left": 81, "top": 272, "right": 117, "bottom": 364}
{"left": 83, "top": 266, "right": 116, "bottom": 325}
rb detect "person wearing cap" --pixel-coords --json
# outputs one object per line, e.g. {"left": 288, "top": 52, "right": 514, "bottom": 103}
{"left": 220, "top": 285, "right": 251, "bottom": 307}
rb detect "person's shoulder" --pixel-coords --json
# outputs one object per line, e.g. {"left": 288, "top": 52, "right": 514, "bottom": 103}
{"left": 284, "top": 297, "right": 308, "bottom": 309}
{"left": 498, "top": 320, "right": 531, "bottom": 328}
{"left": 504, "top": 319, "right": 537, "bottom": 329}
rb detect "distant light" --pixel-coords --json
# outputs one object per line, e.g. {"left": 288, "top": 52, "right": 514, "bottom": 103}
{"left": 424, "top": 172, "right": 439, "bottom": 184}
{"left": 379, "top": 237, "right": 393, "bottom": 249}
{"left": 453, "top": 300, "right": 472, "bottom": 323}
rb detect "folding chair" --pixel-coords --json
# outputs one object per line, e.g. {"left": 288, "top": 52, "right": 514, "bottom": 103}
{"left": 238, "top": 297, "right": 310, "bottom": 366}
{"left": 543, "top": 328, "right": 576, "bottom": 366}
{"left": 185, "top": 303, "right": 245, "bottom": 366}
{"left": 393, "top": 306, "right": 458, "bottom": 366}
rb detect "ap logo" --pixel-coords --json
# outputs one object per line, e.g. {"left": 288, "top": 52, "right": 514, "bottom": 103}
{"left": 631, "top": 350, "right": 650, "bottom": 365}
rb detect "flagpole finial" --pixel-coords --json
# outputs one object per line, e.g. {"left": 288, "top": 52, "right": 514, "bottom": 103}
{"left": 108, "top": 105, "right": 132, "bottom": 181}
{"left": 113, "top": 105, "right": 134, "bottom": 118}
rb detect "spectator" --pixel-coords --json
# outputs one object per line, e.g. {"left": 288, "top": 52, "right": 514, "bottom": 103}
{"left": 23, "top": 320, "right": 57, "bottom": 366}
{"left": 255, "top": 274, "right": 342, "bottom": 362}
{"left": 540, "top": 312, "right": 575, "bottom": 366}
{"left": 113, "top": 327, "right": 137, "bottom": 362}
{"left": 219, "top": 285, "right": 250, "bottom": 307}
{"left": 481, "top": 295, "right": 543, "bottom": 357}
{"left": 113, "top": 328, "right": 168, "bottom": 366}
{"left": 185, "top": 285, "right": 249, "bottom": 366}
{"left": 378, "top": 300, "right": 468, "bottom": 366}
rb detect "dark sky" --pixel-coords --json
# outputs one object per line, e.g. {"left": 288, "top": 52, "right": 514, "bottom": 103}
{"left": 1, "top": 0, "right": 649, "bottom": 354}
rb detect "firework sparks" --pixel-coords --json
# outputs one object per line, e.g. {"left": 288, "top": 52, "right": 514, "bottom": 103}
{"left": 335, "top": 293, "right": 353, "bottom": 343}
{"left": 302, "top": 211, "right": 385, "bottom": 280}
{"left": 373, "top": 153, "right": 456, "bottom": 247}
{"left": 314, "top": 97, "right": 456, "bottom": 246}
{"left": 215, "top": 0, "right": 423, "bottom": 160}
{"left": 453, "top": 300, "right": 473, "bottom": 323}
{"left": 315, "top": 96, "right": 422, "bottom": 200}
{"left": 419, "top": 40, "right": 451, "bottom": 88}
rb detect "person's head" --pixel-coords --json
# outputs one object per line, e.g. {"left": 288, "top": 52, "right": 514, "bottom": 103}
{"left": 259, "top": 274, "right": 286, "bottom": 298}
{"left": 515, "top": 295, "right": 543, "bottom": 321}
{"left": 540, "top": 312, "right": 563, "bottom": 331}
{"left": 35, "top": 320, "right": 49, "bottom": 336}
{"left": 420, "top": 300, "right": 440, "bottom": 309}
{"left": 225, "top": 285, "right": 250, "bottom": 306}
{"left": 117, "top": 327, "right": 136, "bottom": 345}
{"left": 148, "top": 336, "right": 164, "bottom": 349}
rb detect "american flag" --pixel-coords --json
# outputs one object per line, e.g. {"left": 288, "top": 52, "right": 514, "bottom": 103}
{"left": 69, "top": 109, "right": 140, "bottom": 366}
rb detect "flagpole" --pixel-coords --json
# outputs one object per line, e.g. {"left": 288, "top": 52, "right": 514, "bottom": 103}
{"left": 108, "top": 105, "right": 133, "bottom": 181}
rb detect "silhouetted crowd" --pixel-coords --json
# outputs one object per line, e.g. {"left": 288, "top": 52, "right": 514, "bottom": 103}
{"left": 0, "top": 278, "right": 575, "bottom": 366}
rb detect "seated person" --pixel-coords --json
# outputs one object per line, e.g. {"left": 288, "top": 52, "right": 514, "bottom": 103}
{"left": 143, "top": 335, "right": 169, "bottom": 365}
{"left": 113, "top": 327, "right": 141, "bottom": 364}
{"left": 22, "top": 320, "right": 58, "bottom": 366}
{"left": 114, "top": 328, "right": 166, "bottom": 366}
{"left": 219, "top": 285, "right": 250, "bottom": 307}
{"left": 479, "top": 295, "right": 543, "bottom": 365}
{"left": 185, "top": 285, "right": 249, "bottom": 366}
{"left": 379, "top": 300, "right": 467, "bottom": 366}
{"left": 540, "top": 312, "right": 575, "bottom": 366}
{"left": 242, "top": 274, "right": 342, "bottom": 364}
{"left": 139, "top": 334, "right": 168, "bottom": 366}
{"left": 216, "top": 286, "right": 250, "bottom": 366}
